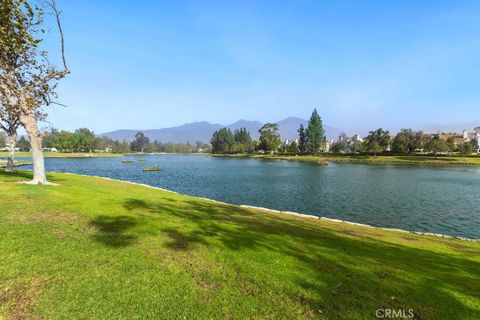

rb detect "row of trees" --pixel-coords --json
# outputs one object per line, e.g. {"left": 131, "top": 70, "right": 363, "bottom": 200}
{"left": 1, "top": 128, "right": 212, "bottom": 155}
{"left": 0, "top": 128, "right": 128, "bottom": 153}
{"left": 331, "top": 128, "right": 476, "bottom": 157}
{"left": 210, "top": 124, "right": 283, "bottom": 154}
{"left": 42, "top": 129, "right": 210, "bottom": 154}
{"left": 258, "top": 109, "right": 326, "bottom": 154}
{"left": 43, "top": 128, "right": 100, "bottom": 152}
{"left": 390, "top": 129, "right": 475, "bottom": 156}
{"left": 210, "top": 109, "right": 326, "bottom": 155}
{"left": 130, "top": 132, "right": 209, "bottom": 153}
{"left": 210, "top": 127, "right": 254, "bottom": 154}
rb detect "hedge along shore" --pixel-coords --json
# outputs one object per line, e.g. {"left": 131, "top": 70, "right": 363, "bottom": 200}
{"left": 58, "top": 171, "right": 480, "bottom": 242}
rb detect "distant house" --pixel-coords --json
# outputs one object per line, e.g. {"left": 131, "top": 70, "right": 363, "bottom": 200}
{"left": 439, "top": 134, "right": 465, "bottom": 145}
{"left": 436, "top": 127, "right": 480, "bottom": 153}
{"left": 324, "top": 140, "right": 334, "bottom": 152}
{"left": 463, "top": 128, "right": 480, "bottom": 140}
{"left": 464, "top": 127, "right": 480, "bottom": 153}
{"left": 335, "top": 134, "right": 363, "bottom": 153}
{"left": 94, "top": 147, "right": 112, "bottom": 153}
{"left": 283, "top": 138, "right": 298, "bottom": 147}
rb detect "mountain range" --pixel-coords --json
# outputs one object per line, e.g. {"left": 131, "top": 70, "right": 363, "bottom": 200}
{"left": 101, "top": 118, "right": 480, "bottom": 144}
{"left": 102, "top": 117, "right": 342, "bottom": 143}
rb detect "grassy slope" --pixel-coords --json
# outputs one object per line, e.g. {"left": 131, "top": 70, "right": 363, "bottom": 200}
{"left": 0, "top": 152, "right": 123, "bottom": 158}
{"left": 211, "top": 153, "right": 480, "bottom": 166}
{"left": 0, "top": 171, "right": 479, "bottom": 319}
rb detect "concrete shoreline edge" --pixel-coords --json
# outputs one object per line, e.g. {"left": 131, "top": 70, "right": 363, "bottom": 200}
{"left": 53, "top": 171, "right": 479, "bottom": 242}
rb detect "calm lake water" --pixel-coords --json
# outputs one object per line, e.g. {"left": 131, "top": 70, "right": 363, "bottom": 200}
{"left": 17, "top": 154, "right": 480, "bottom": 239}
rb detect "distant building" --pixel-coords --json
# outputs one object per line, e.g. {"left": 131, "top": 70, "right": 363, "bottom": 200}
{"left": 439, "top": 133, "right": 465, "bottom": 145}
{"left": 334, "top": 134, "right": 363, "bottom": 153}
{"left": 283, "top": 138, "right": 298, "bottom": 146}
{"left": 436, "top": 127, "right": 480, "bottom": 153}
{"left": 463, "top": 128, "right": 480, "bottom": 140}
{"left": 352, "top": 134, "right": 363, "bottom": 143}
{"left": 464, "top": 127, "right": 480, "bottom": 153}
{"left": 324, "top": 140, "right": 333, "bottom": 152}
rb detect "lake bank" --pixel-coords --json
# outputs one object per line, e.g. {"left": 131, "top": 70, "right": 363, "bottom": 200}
{"left": 326, "top": 154, "right": 480, "bottom": 166}
{"left": 1, "top": 170, "right": 479, "bottom": 319}
{"left": 62, "top": 171, "right": 480, "bottom": 242}
{"left": 210, "top": 153, "right": 480, "bottom": 166}
{"left": 19, "top": 154, "right": 480, "bottom": 239}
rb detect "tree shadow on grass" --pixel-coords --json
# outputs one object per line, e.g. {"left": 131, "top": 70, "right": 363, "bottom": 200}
{"left": 89, "top": 215, "right": 138, "bottom": 247}
{"left": 0, "top": 170, "right": 67, "bottom": 183}
{"left": 162, "top": 228, "right": 208, "bottom": 251}
{"left": 122, "top": 197, "right": 480, "bottom": 319}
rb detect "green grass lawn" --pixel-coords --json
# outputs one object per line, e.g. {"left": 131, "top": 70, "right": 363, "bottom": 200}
{"left": 0, "top": 152, "right": 123, "bottom": 158}
{"left": 1, "top": 171, "right": 479, "bottom": 319}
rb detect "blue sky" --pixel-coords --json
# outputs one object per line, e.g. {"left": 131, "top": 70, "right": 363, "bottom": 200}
{"left": 41, "top": 0, "right": 480, "bottom": 133}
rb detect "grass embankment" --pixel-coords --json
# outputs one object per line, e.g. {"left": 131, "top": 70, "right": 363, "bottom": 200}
{"left": 211, "top": 153, "right": 480, "bottom": 166}
{"left": 0, "top": 152, "right": 123, "bottom": 158}
{"left": 325, "top": 155, "right": 480, "bottom": 166}
{"left": 0, "top": 171, "right": 479, "bottom": 319}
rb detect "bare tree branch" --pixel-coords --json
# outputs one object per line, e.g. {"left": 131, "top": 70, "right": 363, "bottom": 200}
{"left": 53, "top": 1, "right": 68, "bottom": 71}
{"left": 28, "top": 0, "right": 69, "bottom": 89}
{"left": 47, "top": 100, "right": 69, "bottom": 108}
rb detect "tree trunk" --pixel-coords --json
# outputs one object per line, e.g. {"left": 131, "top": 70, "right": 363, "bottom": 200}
{"left": 19, "top": 113, "right": 50, "bottom": 185}
{"left": 5, "top": 132, "right": 17, "bottom": 172}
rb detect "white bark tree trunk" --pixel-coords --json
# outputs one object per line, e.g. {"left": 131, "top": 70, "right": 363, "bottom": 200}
{"left": 19, "top": 112, "right": 50, "bottom": 185}
{"left": 5, "top": 132, "right": 16, "bottom": 172}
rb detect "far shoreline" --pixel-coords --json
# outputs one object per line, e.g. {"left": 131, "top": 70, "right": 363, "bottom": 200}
{"left": 3, "top": 151, "right": 480, "bottom": 166}
{"left": 208, "top": 153, "right": 480, "bottom": 166}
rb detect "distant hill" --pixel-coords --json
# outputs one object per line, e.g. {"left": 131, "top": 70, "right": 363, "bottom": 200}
{"left": 102, "top": 118, "right": 342, "bottom": 143}
{"left": 226, "top": 120, "right": 263, "bottom": 139}
{"left": 276, "top": 117, "right": 342, "bottom": 141}
{"left": 103, "top": 121, "right": 223, "bottom": 144}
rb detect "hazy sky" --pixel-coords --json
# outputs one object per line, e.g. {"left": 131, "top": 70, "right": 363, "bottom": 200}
{"left": 41, "top": 0, "right": 480, "bottom": 133}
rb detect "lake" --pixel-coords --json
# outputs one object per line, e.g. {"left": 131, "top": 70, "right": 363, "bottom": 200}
{"left": 18, "top": 154, "right": 480, "bottom": 239}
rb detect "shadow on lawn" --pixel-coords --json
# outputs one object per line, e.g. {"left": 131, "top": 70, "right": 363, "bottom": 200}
{"left": 90, "top": 215, "right": 138, "bottom": 247}
{"left": 0, "top": 170, "right": 67, "bottom": 183}
{"left": 119, "top": 197, "right": 480, "bottom": 319}
{"left": 3, "top": 170, "right": 478, "bottom": 317}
